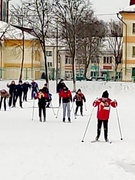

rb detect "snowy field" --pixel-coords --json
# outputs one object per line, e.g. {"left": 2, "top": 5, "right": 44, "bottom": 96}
{"left": 0, "top": 80, "right": 135, "bottom": 180}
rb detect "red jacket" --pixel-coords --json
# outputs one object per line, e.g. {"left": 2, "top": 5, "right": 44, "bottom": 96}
{"left": 59, "top": 90, "right": 72, "bottom": 103}
{"left": 93, "top": 98, "right": 117, "bottom": 120}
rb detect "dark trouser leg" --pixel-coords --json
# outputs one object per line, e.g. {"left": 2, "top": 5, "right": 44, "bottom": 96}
{"left": 4, "top": 98, "right": 6, "bottom": 111}
{"left": 59, "top": 97, "right": 61, "bottom": 106}
{"left": 13, "top": 95, "right": 16, "bottom": 106}
{"left": 9, "top": 96, "right": 12, "bottom": 107}
{"left": 19, "top": 95, "right": 22, "bottom": 107}
{"left": 80, "top": 105, "right": 83, "bottom": 115}
{"left": 97, "top": 120, "right": 103, "bottom": 139}
{"left": 0, "top": 97, "right": 3, "bottom": 110}
{"left": 103, "top": 120, "right": 108, "bottom": 140}
{"left": 39, "top": 106, "right": 42, "bottom": 121}
{"left": 43, "top": 106, "right": 46, "bottom": 121}
{"left": 75, "top": 105, "right": 79, "bottom": 114}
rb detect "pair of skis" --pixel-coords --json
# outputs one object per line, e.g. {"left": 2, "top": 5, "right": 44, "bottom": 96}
{"left": 91, "top": 140, "right": 112, "bottom": 144}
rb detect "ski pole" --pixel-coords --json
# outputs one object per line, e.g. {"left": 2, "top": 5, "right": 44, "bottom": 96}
{"left": 116, "top": 107, "right": 123, "bottom": 140}
{"left": 81, "top": 106, "right": 94, "bottom": 142}
{"left": 50, "top": 102, "right": 56, "bottom": 116}
{"left": 32, "top": 99, "right": 35, "bottom": 120}
{"left": 84, "top": 102, "right": 87, "bottom": 111}
{"left": 71, "top": 102, "right": 76, "bottom": 119}
{"left": 56, "top": 106, "right": 60, "bottom": 118}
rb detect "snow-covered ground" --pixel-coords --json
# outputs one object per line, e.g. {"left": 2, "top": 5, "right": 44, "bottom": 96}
{"left": 0, "top": 80, "right": 135, "bottom": 180}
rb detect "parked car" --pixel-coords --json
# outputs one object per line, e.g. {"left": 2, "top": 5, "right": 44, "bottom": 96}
{"left": 76, "top": 76, "right": 85, "bottom": 81}
{"left": 86, "top": 77, "right": 97, "bottom": 81}
{"left": 96, "top": 76, "right": 106, "bottom": 81}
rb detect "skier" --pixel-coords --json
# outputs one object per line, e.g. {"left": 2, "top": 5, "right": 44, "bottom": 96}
{"left": 22, "top": 81, "right": 31, "bottom": 101}
{"left": 14, "top": 80, "right": 24, "bottom": 108}
{"left": 0, "top": 89, "right": 9, "bottom": 111}
{"left": 34, "top": 89, "right": 49, "bottom": 122}
{"left": 31, "top": 80, "right": 39, "bottom": 99}
{"left": 42, "top": 83, "right": 52, "bottom": 108}
{"left": 59, "top": 86, "right": 72, "bottom": 122}
{"left": 57, "top": 79, "right": 66, "bottom": 106}
{"left": 7, "top": 80, "right": 16, "bottom": 107}
{"left": 73, "top": 89, "right": 86, "bottom": 116}
{"left": 93, "top": 90, "right": 117, "bottom": 142}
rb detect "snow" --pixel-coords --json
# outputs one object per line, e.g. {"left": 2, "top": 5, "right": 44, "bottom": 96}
{"left": 0, "top": 80, "right": 135, "bottom": 180}
{"left": 120, "top": 4, "right": 135, "bottom": 12}
{"left": 0, "top": 21, "right": 36, "bottom": 40}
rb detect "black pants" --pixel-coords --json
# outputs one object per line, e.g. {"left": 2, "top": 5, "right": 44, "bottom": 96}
{"left": 0, "top": 97, "right": 6, "bottom": 110}
{"left": 75, "top": 105, "right": 83, "bottom": 115}
{"left": 23, "top": 90, "right": 28, "bottom": 101}
{"left": 39, "top": 105, "right": 46, "bottom": 121}
{"left": 15, "top": 94, "right": 22, "bottom": 107}
{"left": 97, "top": 119, "right": 108, "bottom": 140}
{"left": 9, "top": 93, "right": 16, "bottom": 107}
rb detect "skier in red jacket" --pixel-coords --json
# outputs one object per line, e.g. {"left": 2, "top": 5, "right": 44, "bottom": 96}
{"left": 93, "top": 90, "right": 117, "bottom": 142}
{"left": 59, "top": 86, "right": 72, "bottom": 122}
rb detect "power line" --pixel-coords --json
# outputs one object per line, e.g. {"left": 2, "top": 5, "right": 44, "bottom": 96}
{"left": 95, "top": 13, "right": 117, "bottom": 16}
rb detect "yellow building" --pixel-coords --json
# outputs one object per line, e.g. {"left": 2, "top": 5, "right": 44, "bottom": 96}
{"left": 119, "top": 5, "right": 135, "bottom": 81}
{"left": 0, "top": 21, "right": 42, "bottom": 80}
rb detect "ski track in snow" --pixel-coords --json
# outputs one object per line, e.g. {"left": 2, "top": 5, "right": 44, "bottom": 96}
{"left": 0, "top": 80, "right": 135, "bottom": 180}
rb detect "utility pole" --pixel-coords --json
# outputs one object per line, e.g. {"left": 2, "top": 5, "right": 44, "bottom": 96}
{"left": 56, "top": 18, "right": 59, "bottom": 92}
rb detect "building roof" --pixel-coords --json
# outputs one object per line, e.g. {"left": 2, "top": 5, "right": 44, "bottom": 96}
{"left": 0, "top": 21, "right": 37, "bottom": 40}
{"left": 119, "top": 4, "right": 135, "bottom": 13}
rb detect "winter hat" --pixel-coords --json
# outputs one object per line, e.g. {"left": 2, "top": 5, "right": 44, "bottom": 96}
{"left": 63, "top": 86, "right": 68, "bottom": 91}
{"left": 102, "top": 90, "right": 109, "bottom": 98}
{"left": 77, "top": 89, "right": 81, "bottom": 92}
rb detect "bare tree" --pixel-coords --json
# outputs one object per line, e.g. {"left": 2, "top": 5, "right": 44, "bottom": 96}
{"left": 107, "top": 20, "right": 123, "bottom": 80}
{"left": 10, "top": 0, "right": 53, "bottom": 84}
{"left": 53, "top": 0, "right": 92, "bottom": 91}
{"left": 75, "top": 16, "right": 108, "bottom": 78}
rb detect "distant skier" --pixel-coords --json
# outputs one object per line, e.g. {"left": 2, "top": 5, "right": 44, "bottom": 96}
{"left": 93, "top": 90, "right": 117, "bottom": 142}
{"left": 14, "top": 80, "right": 24, "bottom": 108}
{"left": 42, "top": 83, "right": 52, "bottom": 108}
{"left": 34, "top": 89, "right": 49, "bottom": 122}
{"left": 57, "top": 79, "right": 66, "bottom": 106}
{"left": 22, "top": 81, "right": 31, "bottom": 101}
{"left": 0, "top": 89, "right": 9, "bottom": 111}
{"left": 31, "top": 80, "right": 39, "bottom": 99}
{"left": 73, "top": 89, "right": 86, "bottom": 116}
{"left": 59, "top": 86, "right": 72, "bottom": 122}
{"left": 7, "top": 80, "right": 16, "bottom": 107}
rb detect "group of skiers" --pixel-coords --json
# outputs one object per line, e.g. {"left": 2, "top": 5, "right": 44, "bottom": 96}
{"left": 0, "top": 78, "right": 118, "bottom": 142}
{"left": 0, "top": 80, "right": 51, "bottom": 110}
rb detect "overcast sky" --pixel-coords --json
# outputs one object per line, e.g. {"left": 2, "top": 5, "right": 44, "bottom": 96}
{"left": 10, "top": 0, "right": 130, "bottom": 21}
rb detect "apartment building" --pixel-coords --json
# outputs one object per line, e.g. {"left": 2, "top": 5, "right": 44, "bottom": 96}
{"left": 119, "top": 4, "right": 135, "bottom": 81}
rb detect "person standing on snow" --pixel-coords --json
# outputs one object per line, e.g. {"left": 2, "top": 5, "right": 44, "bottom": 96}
{"left": 57, "top": 79, "right": 66, "bottom": 106}
{"left": 22, "top": 81, "right": 31, "bottom": 101}
{"left": 93, "top": 90, "right": 117, "bottom": 142}
{"left": 31, "top": 80, "right": 39, "bottom": 99}
{"left": 0, "top": 89, "right": 9, "bottom": 111}
{"left": 42, "top": 83, "right": 52, "bottom": 108}
{"left": 14, "top": 80, "right": 24, "bottom": 108}
{"left": 34, "top": 89, "right": 49, "bottom": 122}
{"left": 73, "top": 89, "right": 86, "bottom": 116}
{"left": 59, "top": 86, "right": 72, "bottom": 122}
{"left": 7, "top": 80, "right": 16, "bottom": 107}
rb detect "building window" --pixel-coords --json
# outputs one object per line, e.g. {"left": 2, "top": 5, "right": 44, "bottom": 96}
{"left": 132, "top": 47, "right": 135, "bottom": 56}
{"left": 65, "top": 57, "right": 72, "bottom": 64}
{"left": 47, "top": 62, "right": 52, "bottom": 67}
{"left": 103, "top": 56, "right": 113, "bottom": 64}
{"left": 46, "top": 51, "right": 52, "bottom": 56}
{"left": 133, "top": 23, "right": 135, "bottom": 34}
